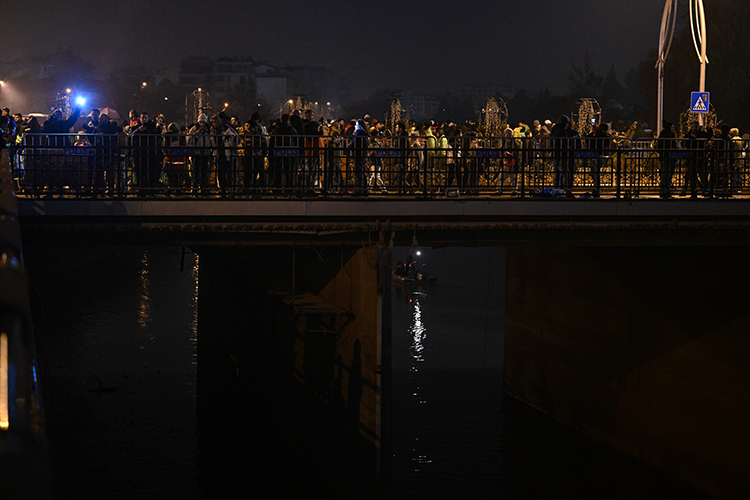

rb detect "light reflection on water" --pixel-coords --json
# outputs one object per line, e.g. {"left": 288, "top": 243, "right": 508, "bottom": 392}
{"left": 190, "top": 253, "right": 199, "bottom": 367}
{"left": 137, "top": 250, "right": 152, "bottom": 328}
{"left": 407, "top": 293, "right": 432, "bottom": 473}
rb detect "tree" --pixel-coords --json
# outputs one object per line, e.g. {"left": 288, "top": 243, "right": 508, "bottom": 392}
{"left": 567, "top": 52, "right": 603, "bottom": 98}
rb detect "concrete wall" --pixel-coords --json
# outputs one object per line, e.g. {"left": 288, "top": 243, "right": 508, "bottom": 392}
{"left": 195, "top": 244, "right": 387, "bottom": 498}
{"left": 505, "top": 245, "right": 750, "bottom": 500}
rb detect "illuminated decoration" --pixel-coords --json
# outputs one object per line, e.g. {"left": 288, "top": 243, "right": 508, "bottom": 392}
{"left": 186, "top": 88, "right": 211, "bottom": 126}
{"left": 1, "top": 332, "right": 8, "bottom": 430}
{"left": 480, "top": 98, "right": 507, "bottom": 137}
{"left": 572, "top": 98, "right": 601, "bottom": 135}
{"left": 385, "top": 96, "right": 409, "bottom": 133}
{"left": 656, "top": 0, "right": 708, "bottom": 126}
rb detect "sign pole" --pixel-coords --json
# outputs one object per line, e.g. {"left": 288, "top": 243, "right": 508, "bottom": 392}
{"left": 690, "top": 0, "right": 708, "bottom": 125}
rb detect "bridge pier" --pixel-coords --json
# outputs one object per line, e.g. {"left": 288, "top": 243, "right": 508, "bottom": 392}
{"left": 504, "top": 244, "right": 750, "bottom": 499}
{"left": 194, "top": 243, "right": 389, "bottom": 498}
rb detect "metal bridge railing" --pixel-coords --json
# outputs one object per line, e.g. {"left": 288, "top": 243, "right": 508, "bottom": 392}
{"left": 8, "top": 134, "right": 749, "bottom": 199}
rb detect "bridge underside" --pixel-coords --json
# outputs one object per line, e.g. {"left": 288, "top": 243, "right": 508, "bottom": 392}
{"left": 16, "top": 198, "right": 750, "bottom": 247}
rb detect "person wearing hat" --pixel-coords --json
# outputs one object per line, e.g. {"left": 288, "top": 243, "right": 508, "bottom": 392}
{"left": 657, "top": 120, "right": 677, "bottom": 198}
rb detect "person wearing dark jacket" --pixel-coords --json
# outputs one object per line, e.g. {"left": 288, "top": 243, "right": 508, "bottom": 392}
{"left": 657, "top": 121, "right": 677, "bottom": 198}
{"left": 97, "top": 114, "right": 122, "bottom": 194}
{"left": 349, "top": 119, "right": 370, "bottom": 194}
{"left": 270, "top": 114, "right": 298, "bottom": 191}
{"left": 550, "top": 115, "right": 577, "bottom": 190}
{"left": 129, "top": 112, "right": 161, "bottom": 193}
{"left": 682, "top": 121, "right": 710, "bottom": 198}
{"left": 42, "top": 107, "right": 82, "bottom": 146}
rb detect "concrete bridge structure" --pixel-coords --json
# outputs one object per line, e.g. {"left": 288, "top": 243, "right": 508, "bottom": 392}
{"left": 6, "top": 148, "right": 750, "bottom": 498}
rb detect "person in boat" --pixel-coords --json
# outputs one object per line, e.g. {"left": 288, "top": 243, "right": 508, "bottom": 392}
{"left": 395, "top": 261, "right": 406, "bottom": 277}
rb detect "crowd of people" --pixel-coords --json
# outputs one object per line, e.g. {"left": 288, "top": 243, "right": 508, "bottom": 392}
{"left": 1, "top": 103, "right": 748, "bottom": 198}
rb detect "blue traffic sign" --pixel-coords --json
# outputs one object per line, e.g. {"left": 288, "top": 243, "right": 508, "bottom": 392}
{"left": 690, "top": 92, "right": 710, "bottom": 113}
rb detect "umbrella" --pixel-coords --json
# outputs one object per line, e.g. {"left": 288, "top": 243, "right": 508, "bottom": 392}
{"left": 98, "top": 107, "right": 123, "bottom": 121}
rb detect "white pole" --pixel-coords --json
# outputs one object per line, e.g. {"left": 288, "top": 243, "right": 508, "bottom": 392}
{"left": 690, "top": 0, "right": 709, "bottom": 125}
{"left": 656, "top": 0, "right": 677, "bottom": 132}
{"left": 698, "top": 0, "right": 707, "bottom": 93}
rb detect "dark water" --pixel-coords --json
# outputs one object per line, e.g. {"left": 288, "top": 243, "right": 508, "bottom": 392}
{"left": 23, "top": 245, "right": 710, "bottom": 499}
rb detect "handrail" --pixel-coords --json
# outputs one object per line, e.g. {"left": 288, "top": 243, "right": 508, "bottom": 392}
{"left": 8, "top": 134, "right": 749, "bottom": 200}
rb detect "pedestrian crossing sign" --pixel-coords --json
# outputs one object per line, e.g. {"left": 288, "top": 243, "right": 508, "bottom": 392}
{"left": 690, "top": 92, "right": 710, "bottom": 113}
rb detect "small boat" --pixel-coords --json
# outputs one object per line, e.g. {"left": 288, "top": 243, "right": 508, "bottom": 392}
{"left": 392, "top": 268, "right": 436, "bottom": 285}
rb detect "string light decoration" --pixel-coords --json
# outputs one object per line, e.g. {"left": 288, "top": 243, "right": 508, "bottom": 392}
{"left": 572, "top": 98, "right": 601, "bottom": 136}
{"left": 481, "top": 98, "right": 508, "bottom": 137}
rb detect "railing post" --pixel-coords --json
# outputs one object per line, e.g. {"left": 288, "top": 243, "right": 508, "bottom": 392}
{"left": 616, "top": 146, "right": 622, "bottom": 199}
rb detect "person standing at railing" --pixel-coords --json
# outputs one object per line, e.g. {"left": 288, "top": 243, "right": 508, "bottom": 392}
{"left": 128, "top": 112, "right": 162, "bottom": 194}
{"left": 590, "top": 123, "right": 613, "bottom": 198}
{"left": 40, "top": 106, "right": 82, "bottom": 191}
{"left": 349, "top": 119, "right": 370, "bottom": 195}
{"left": 656, "top": 121, "right": 677, "bottom": 198}
{"left": 367, "top": 127, "right": 387, "bottom": 192}
{"left": 550, "top": 115, "right": 576, "bottom": 191}
{"left": 41, "top": 107, "right": 82, "bottom": 146}
{"left": 83, "top": 111, "right": 118, "bottom": 196}
{"left": 423, "top": 125, "right": 437, "bottom": 191}
{"left": 392, "top": 122, "right": 410, "bottom": 194}
{"left": 445, "top": 125, "right": 461, "bottom": 191}
{"left": 682, "top": 121, "right": 710, "bottom": 198}
{"left": 729, "top": 128, "right": 743, "bottom": 195}
{"left": 212, "top": 113, "right": 239, "bottom": 196}
{"left": 162, "top": 122, "right": 188, "bottom": 194}
{"left": 187, "top": 114, "right": 213, "bottom": 194}
{"left": 243, "top": 112, "right": 269, "bottom": 194}
{"left": 269, "top": 114, "right": 298, "bottom": 193}
{"left": 1, "top": 109, "right": 17, "bottom": 167}
{"left": 302, "top": 110, "right": 322, "bottom": 189}
{"left": 323, "top": 119, "right": 343, "bottom": 192}
{"left": 409, "top": 130, "right": 425, "bottom": 192}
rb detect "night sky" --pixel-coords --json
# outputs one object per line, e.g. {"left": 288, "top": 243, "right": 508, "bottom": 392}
{"left": 7, "top": 1, "right": 665, "bottom": 97}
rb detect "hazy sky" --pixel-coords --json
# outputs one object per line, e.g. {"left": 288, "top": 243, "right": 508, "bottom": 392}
{"left": 6, "top": 1, "right": 665, "bottom": 97}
